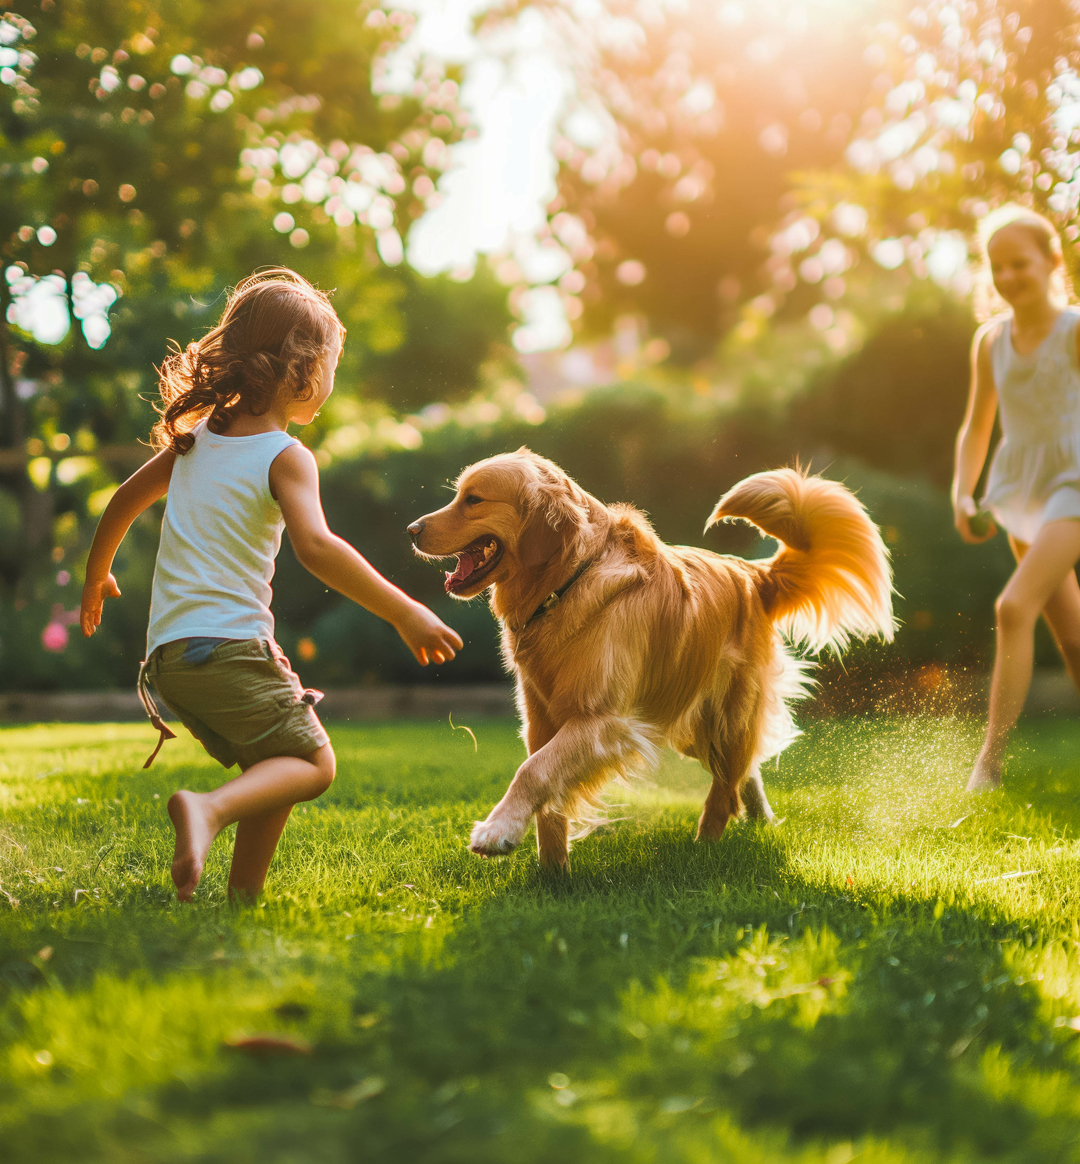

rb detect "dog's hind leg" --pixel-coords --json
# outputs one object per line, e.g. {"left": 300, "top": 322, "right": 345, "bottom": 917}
{"left": 740, "top": 764, "right": 776, "bottom": 824}
{"left": 696, "top": 726, "right": 757, "bottom": 842}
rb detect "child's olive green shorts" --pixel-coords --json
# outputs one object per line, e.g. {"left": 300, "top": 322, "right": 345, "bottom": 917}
{"left": 144, "top": 638, "right": 329, "bottom": 770}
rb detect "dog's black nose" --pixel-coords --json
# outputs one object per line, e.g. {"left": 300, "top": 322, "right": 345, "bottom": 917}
{"left": 407, "top": 520, "right": 424, "bottom": 539}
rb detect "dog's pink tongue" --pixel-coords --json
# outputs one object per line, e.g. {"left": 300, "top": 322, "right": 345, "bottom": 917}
{"left": 444, "top": 553, "right": 474, "bottom": 591}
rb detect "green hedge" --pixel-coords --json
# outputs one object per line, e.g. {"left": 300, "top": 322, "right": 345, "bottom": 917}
{"left": 0, "top": 383, "right": 1020, "bottom": 691}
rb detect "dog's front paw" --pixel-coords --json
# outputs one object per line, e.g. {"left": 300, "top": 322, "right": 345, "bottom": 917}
{"left": 469, "top": 816, "right": 526, "bottom": 857}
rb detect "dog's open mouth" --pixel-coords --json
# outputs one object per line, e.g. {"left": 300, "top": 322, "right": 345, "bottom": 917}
{"left": 444, "top": 536, "right": 503, "bottom": 594}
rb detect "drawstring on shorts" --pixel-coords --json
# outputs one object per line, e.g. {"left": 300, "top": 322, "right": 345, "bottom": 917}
{"left": 137, "top": 658, "right": 176, "bottom": 768}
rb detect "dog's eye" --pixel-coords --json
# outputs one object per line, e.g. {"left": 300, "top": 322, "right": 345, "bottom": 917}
{"left": 464, "top": 494, "right": 483, "bottom": 506}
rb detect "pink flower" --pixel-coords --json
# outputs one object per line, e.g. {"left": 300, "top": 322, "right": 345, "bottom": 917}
{"left": 56, "top": 570, "right": 70, "bottom": 586}
{"left": 41, "top": 622, "right": 69, "bottom": 652}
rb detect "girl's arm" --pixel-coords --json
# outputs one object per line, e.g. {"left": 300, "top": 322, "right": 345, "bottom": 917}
{"left": 80, "top": 449, "right": 176, "bottom": 636}
{"left": 271, "top": 444, "right": 463, "bottom": 666}
{"left": 951, "top": 322, "right": 1000, "bottom": 544}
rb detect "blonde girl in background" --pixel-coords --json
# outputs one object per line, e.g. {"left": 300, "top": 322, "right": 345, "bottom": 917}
{"left": 953, "top": 206, "right": 1080, "bottom": 790}
{"left": 81, "top": 269, "right": 463, "bottom": 900}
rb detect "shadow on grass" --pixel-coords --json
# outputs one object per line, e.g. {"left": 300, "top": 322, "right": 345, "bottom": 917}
{"left": 6, "top": 817, "right": 1080, "bottom": 1163}
{"left": 4, "top": 716, "right": 1080, "bottom": 1162}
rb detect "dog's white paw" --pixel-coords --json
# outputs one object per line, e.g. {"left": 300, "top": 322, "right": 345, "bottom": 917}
{"left": 741, "top": 771, "right": 776, "bottom": 824}
{"left": 469, "top": 816, "right": 526, "bottom": 857}
{"left": 743, "top": 798, "right": 777, "bottom": 825}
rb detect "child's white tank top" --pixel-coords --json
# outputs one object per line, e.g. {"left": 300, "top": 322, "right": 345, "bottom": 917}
{"left": 146, "top": 421, "right": 299, "bottom": 656}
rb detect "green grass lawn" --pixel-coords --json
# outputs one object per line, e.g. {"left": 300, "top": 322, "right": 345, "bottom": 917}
{"left": 2, "top": 715, "right": 1080, "bottom": 1163}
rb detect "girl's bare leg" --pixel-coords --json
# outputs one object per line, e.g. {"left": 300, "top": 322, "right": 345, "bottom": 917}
{"left": 1040, "top": 569, "right": 1080, "bottom": 691}
{"left": 969, "top": 522, "right": 1080, "bottom": 790}
{"left": 228, "top": 806, "right": 294, "bottom": 901}
{"left": 1005, "top": 534, "right": 1080, "bottom": 689}
{"left": 168, "top": 743, "right": 335, "bottom": 900}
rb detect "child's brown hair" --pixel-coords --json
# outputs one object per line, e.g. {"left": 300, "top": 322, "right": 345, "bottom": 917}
{"left": 153, "top": 268, "right": 346, "bottom": 453}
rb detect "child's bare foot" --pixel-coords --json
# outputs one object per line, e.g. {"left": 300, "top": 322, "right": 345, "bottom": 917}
{"left": 966, "top": 755, "right": 1002, "bottom": 792}
{"left": 167, "top": 790, "right": 216, "bottom": 901}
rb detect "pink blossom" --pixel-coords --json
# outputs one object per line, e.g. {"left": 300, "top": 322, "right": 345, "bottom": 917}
{"left": 42, "top": 622, "right": 69, "bottom": 652}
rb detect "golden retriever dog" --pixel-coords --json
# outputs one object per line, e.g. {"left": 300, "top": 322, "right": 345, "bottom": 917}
{"left": 408, "top": 450, "right": 893, "bottom": 868}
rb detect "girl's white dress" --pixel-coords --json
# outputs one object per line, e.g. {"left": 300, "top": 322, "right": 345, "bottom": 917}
{"left": 981, "top": 308, "right": 1080, "bottom": 543}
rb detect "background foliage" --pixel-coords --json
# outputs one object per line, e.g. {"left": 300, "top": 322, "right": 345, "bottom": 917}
{"left": 3, "top": 0, "right": 1079, "bottom": 689}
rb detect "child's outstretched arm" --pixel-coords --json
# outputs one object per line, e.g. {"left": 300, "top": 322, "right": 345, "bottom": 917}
{"left": 271, "top": 444, "right": 463, "bottom": 665}
{"left": 951, "top": 322, "right": 1000, "bottom": 544}
{"left": 81, "top": 449, "right": 176, "bottom": 636}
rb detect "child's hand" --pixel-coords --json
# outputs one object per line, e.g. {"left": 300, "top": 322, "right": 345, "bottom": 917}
{"left": 396, "top": 603, "right": 463, "bottom": 666}
{"left": 81, "top": 574, "right": 121, "bottom": 637}
{"left": 954, "top": 495, "right": 996, "bottom": 544}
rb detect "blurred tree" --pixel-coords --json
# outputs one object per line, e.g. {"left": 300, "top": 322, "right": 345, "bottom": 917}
{"left": 481, "top": 0, "right": 886, "bottom": 360}
{"left": 477, "top": 1, "right": 1080, "bottom": 364}
{"left": 0, "top": 0, "right": 509, "bottom": 596}
{"left": 792, "top": 288, "right": 975, "bottom": 488}
{"left": 359, "top": 265, "right": 513, "bottom": 412}
{"left": 783, "top": 0, "right": 1080, "bottom": 318}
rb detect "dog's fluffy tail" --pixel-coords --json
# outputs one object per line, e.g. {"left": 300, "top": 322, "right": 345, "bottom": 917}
{"left": 706, "top": 467, "right": 895, "bottom": 653}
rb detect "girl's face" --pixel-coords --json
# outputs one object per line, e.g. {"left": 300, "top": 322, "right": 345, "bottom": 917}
{"left": 987, "top": 225, "right": 1058, "bottom": 310}
{"left": 288, "top": 340, "right": 342, "bottom": 425}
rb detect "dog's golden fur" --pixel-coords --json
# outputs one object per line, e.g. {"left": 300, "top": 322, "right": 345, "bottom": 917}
{"left": 410, "top": 449, "right": 894, "bottom": 868}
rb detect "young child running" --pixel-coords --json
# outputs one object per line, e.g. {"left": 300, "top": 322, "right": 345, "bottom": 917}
{"left": 953, "top": 207, "right": 1080, "bottom": 790}
{"left": 80, "top": 269, "right": 463, "bottom": 900}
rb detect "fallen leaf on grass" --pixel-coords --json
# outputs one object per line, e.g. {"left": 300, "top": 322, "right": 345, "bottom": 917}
{"left": 948, "top": 813, "right": 972, "bottom": 829}
{"left": 311, "top": 1076, "right": 385, "bottom": 1108}
{"left": 974, "top": 869, "right": 1040, "bottom": 885}
{"left": 224, "top": 1033, "right": 312, "bottom": 1056}
{"left": 845, "top": 875, "right": 854, "bottom": 887}
{"left": 36, "top": 946, "right": 53, "bottom": 961}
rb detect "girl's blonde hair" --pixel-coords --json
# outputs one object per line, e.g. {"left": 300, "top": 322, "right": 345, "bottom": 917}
{"left": 152, "top": 268, "right": 346, "bottom": 453}
{"left": 973, "top": 203, "right": 1074, "bottom": 321}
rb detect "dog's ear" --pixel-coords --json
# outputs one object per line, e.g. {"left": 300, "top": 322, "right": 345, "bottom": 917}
{"left": 518, "top": 464, "right": 590, "bottom": 568}
{"left": 518, "top": 508, "right": 565, "bottom": 568}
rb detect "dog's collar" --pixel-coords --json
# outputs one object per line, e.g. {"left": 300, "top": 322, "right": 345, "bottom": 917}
{"left": 523, "top": 557, "right": 596, "bottom": 628}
